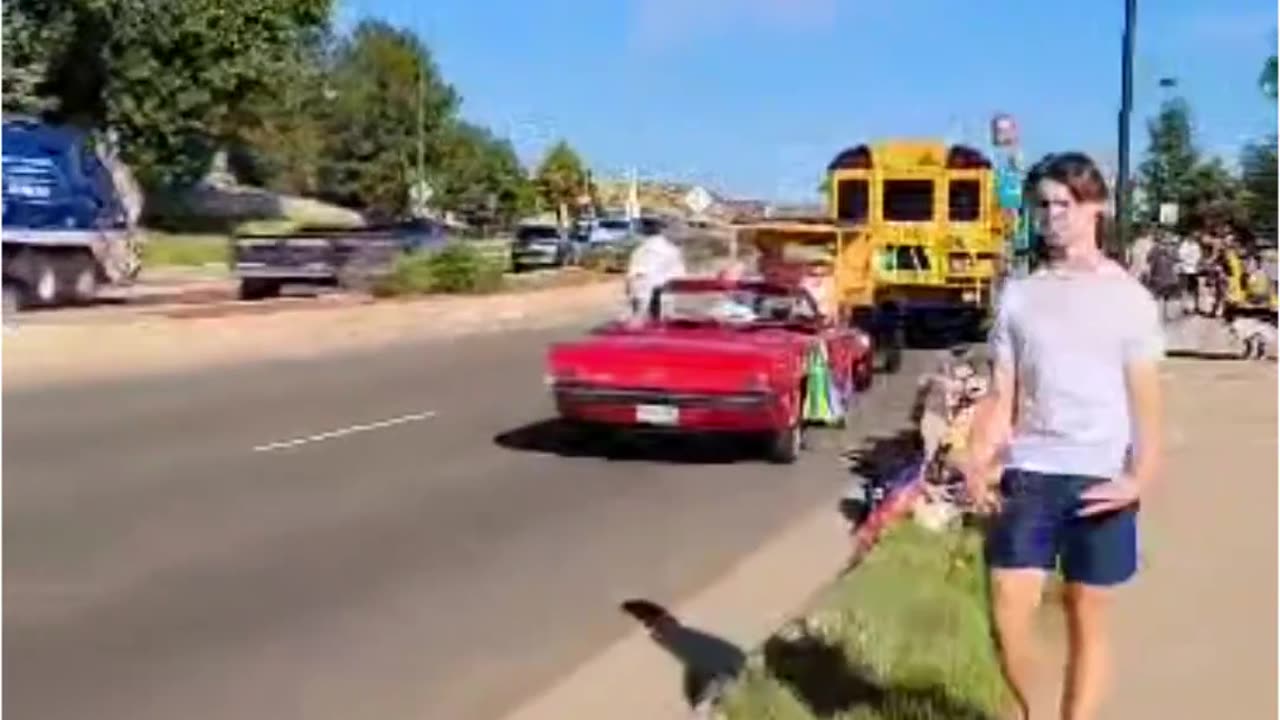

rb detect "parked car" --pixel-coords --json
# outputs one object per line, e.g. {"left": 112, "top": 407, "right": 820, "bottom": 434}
{"left": 511, "top": 222, "right": 572, "bottom": 272}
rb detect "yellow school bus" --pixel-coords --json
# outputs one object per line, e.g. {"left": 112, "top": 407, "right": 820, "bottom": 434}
{"left": 826, "top": 140, "right": 1005, "bottom": 332}
{"left": 738, "top": 140, "right": 1008, "bottom": 372}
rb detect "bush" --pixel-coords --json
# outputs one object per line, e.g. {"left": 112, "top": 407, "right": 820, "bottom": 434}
{"left": 375, "top": 242, "right": 505, "bottom": 296}
{"left": 580, "top": 240, "right": 636, "bottom": 273}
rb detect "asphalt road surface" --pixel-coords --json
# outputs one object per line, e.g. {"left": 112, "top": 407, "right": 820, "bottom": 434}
{"left": 5, "top": 325, "right": 932, "bottom": 720}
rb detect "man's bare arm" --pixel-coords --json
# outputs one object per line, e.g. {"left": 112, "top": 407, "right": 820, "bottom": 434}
{"left": 1124, "top": 359, "right": 1163, "bottom": 488}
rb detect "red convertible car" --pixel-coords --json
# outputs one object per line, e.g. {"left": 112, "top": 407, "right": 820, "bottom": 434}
{"left": 545, "top": 278, "right": 874, "bottom": 463}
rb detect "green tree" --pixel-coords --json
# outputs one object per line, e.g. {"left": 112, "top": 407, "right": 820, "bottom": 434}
{"left": 23, "top": 0, "right": 334, "bottom": 188}
{"left": 316, "top": 20, "right": 457, "bottom": 219}
{"left": 230, "top": 31, "right": 335, "bottom": 196}
{"left": 1, "top": 2, "right": 75, "bottom": 115}
{"left": 1179, "top": 158, "right": 1246, "bottom": 233}
{"left": 1241, "top": 137, "right": 1278, "bottom": 243}
{"left": 534, "top": 140, "right": 588, "bottom": 225}
{"left": 1261, "top": 54, "right": 1277, "bottom": 100}
{"left": 433, "top": 121, "right": 535, "bottom": 229}
{"left": 1137, "top": 97, "right": 1199, "bottom": 230}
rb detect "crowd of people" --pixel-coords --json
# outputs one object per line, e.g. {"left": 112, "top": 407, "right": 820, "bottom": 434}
{"left": 1126, "top": 225, "right": 1277, "bottom": 322}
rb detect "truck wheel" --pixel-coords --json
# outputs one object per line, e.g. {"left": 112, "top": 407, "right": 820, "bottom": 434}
{"left": 239, "top": 278, "right": 281, "bottom": 301}
{"left": 56, "top": 251, "right": 99, "bottom": 305}
{"left": 3, "top": 282, "right": 20, "bottom": 318}
{"left": 28, "top": 253, "right": 60, "bottom": 307}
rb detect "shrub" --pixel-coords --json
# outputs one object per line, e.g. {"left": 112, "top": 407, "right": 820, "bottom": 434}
{"left": 375, "top": 242, "right": 505, "bottom": 296}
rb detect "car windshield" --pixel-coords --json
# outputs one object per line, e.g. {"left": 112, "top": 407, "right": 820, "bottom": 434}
{"left": 658, "top": 287, "right": 815, "bottom": 325}
{"left": 598, "top": 219, "right": 630, "bottom": 231}
{"left": 517, "top": 226, "right": 560, "bottom": 240}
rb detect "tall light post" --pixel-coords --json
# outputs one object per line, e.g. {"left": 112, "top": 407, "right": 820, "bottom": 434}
{"left": 1114, "top": 0, "right": 1137, "bottom": 251}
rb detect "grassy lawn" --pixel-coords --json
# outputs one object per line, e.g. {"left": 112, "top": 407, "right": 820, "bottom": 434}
{"left": 140, "top": 231, "right": 231, "bottom": 268}
{"left": 719, "top": 523, "right": 1008, "bottom": 720}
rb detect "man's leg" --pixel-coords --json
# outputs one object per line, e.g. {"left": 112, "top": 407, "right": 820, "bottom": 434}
{"left": 1060, "top": 494, "right": 1138, "bottom": 720}
{"left": 991, "top": 568, "right": 1048, "bottom": 719}
{"left": 1060, "top": 583, "right": 1114, "bottom": 720}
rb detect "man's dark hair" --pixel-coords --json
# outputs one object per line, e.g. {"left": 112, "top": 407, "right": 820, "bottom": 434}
{"left": 1025, "top": 152, "right": 1110, "bottom": 204}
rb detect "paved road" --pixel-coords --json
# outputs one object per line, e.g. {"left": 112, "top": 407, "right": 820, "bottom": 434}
{"left": 5, "top": 326, "right": 929, "bottom": 720}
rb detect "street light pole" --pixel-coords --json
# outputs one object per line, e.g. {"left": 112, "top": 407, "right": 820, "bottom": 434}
{"left": 1115, "top": 0, "right": 1137, "bottom": 252}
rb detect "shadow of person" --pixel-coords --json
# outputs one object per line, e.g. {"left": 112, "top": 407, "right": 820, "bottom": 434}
{"left": 619, "top": 599, "right": 747, "bottom": 710}
{"left": 763, "top": 629, "right": 996, "bottom": 720}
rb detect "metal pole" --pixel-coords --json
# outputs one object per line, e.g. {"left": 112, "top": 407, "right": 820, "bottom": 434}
{"left": 417, "top": 64, "right": 425, "bottom": 188}
{"left": 1115, "top": 0, "right": 1137, "bottom": 252}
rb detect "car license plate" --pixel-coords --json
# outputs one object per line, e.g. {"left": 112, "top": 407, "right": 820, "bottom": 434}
{"left": 636, "top": 404, "right": 679, "bottom": 426}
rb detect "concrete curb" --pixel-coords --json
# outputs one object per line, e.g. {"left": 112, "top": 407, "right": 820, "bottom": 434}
{"left": 501, "top": 496, "right": 850, "bottom": 720}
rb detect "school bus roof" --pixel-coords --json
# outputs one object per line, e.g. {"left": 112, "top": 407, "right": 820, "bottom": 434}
{"left": 735, "top": 218, "right": 842, "bottom": 236}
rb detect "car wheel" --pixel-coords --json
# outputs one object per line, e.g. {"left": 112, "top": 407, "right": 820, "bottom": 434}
{"left": 767, "top": 422, "right": 803, "bottom": 464}
{"left": 239, "top": 278, "right": 281, "bottom": 301}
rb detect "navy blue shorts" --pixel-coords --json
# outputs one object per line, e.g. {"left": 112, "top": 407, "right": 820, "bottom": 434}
{"left": 985, "top": 469, "right": 1138, "bottom": 586}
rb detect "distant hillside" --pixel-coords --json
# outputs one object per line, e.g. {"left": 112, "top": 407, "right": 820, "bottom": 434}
{"left": 592, "top": 179, "right": 768, "bottom": 222}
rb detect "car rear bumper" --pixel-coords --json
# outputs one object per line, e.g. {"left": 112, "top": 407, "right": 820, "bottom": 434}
{"left": 552, "top": 384, "right": 787, "bottom": 432}
{"left": 512, "top": 246, "right": 563, "bottom": 266}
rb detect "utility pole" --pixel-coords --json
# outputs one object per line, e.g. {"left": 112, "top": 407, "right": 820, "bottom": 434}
{"left": 1115, "top": 0, "right": 1137, "bottom": 252}
{"left": 417, "top": 62, "right": 425, "bottom": 191}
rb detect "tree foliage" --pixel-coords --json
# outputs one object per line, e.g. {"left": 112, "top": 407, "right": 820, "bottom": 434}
{"left": 312, "top": 20, "right": 458, "bottom": 218}
{"left": 0, "top": 2, "right": 575, "bottom": 226}
{"left": 1137, "top": 97, "right": 1198, "bottom": 229}
{"left": 433, "top": 121, "right": 536, "bottom": 228}
{"left": 1261, "top": 54, "right": 1278, "bottom": 100}
{"left": 2, "top": 0, "right": 333, "bottom": 187}
{"left": 534, "top": 140, "right": 588, "bottom": 224}
{"left": 1240, "top": 137, "right": 1278, "bottom": 243}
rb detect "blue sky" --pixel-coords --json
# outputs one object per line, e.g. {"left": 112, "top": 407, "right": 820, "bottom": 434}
{"left": 339, "top": 0, "right": 1277, "bottom": 202}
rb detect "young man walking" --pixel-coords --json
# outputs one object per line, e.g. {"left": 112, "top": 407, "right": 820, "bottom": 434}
{"left": 961, "top": 153, "right": 1165, "bottom": 720}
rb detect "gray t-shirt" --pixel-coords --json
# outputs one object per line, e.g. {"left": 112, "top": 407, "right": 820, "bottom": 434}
{"left": 989, "top": 262, "right": 1164, "bottom": 478}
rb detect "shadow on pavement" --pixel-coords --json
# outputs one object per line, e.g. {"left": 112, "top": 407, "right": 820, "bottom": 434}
{"left": 1165, "top": 349, "right": 1251, "bottom": 361}
{"left": 762, "top": 630, "right": 995, "bottom": 719}
{"left": 494, "top": 419, "right": 775, "bottom": 465}
{"left": 618, "top": 599, "right": 746, "bottom": 710}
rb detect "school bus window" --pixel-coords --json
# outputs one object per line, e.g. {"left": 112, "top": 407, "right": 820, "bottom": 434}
{"left": 883, "top": 180, "right": 933, "bottom": 221}
{"left": 949, "top": 180, "right": 981, "bottom": 221}
{"left": 836, "top": 178, "right": 869, "bottom": 223}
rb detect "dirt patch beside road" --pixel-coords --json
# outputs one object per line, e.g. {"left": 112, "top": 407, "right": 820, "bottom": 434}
{"left": 3, "top": 277, "right": 624, "bottom": 390}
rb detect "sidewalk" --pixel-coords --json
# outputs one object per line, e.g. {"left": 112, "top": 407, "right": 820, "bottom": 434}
{"left": 1031, "top": 357, "right": 1277, "bottom": 718}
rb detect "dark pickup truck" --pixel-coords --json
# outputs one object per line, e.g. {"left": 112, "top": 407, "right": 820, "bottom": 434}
{"left": 231, "top": 220, "right": 449, "bottom": 300}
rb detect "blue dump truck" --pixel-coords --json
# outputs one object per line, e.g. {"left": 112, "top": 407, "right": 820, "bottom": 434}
{"left": 2, "top": 117, "right": 141, "bottom": 309}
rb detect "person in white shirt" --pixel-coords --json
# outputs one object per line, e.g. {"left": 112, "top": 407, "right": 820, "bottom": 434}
{"left": 1176, "top": 235, "right": 1202, "bottom": 312}
{"left": 625, "top": 224, "right": 687, "bottom": 318}
{"left": 960, "top": 152, "right": 1164, "bottom": 720}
